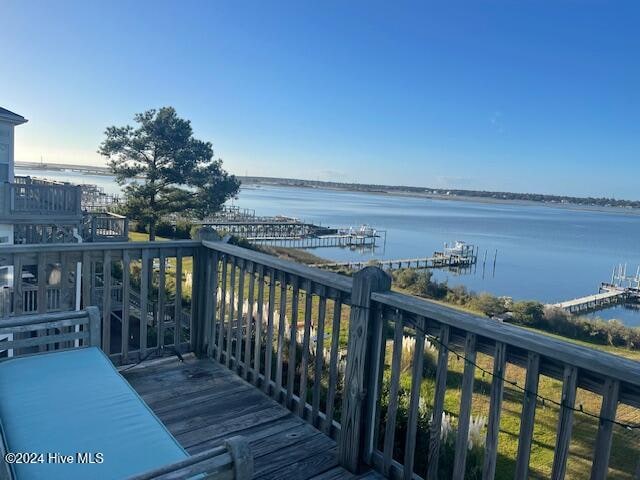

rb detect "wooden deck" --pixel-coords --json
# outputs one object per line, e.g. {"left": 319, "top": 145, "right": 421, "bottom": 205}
{"left": 122, "top": 354, "right": 383, "bottom": 480}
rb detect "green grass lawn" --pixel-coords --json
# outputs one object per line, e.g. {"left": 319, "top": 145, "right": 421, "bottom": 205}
{"left": 128, "top": 231, "right": 171, "bottom": 242}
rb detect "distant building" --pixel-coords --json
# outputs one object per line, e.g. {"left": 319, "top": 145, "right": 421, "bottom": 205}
{"left": 0, "top": 106, "right": 127, "bottom": 245}
{"left": 0, "top": 107, "right": 128, "bottom": 335}
{"left": 0, "top": 107, "right": 28, "bottom": 245}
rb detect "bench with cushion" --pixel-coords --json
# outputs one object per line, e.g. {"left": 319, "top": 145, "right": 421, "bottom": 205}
{"left": 0, "top": 308, "right": 252, "bottom": 480}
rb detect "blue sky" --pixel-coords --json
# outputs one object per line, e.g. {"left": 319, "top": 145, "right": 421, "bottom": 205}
{"left": 2, "top": 1, "right": 639, "bottom": 198}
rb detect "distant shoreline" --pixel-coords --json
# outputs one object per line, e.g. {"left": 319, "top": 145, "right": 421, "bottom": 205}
{"left": 15, "top": 162, "right": 640, "bottom": 216}
{"left": 241, "top": 178, "right": 640, "bottom": 217}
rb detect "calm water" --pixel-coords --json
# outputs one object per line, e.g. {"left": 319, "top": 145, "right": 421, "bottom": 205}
{"left": 234, "top": 185, "right": 640, "bottom": 326}
{"left": 17, "top": 168, "right": 640, "bottom": 326}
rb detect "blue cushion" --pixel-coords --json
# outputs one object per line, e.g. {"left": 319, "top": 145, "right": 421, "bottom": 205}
{"left": 0, "top": 347, "right": 189, "bottom": 480}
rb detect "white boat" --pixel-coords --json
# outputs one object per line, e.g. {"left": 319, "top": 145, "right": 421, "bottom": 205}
{"left": 352, "top": 225, "right": 376, "bottom": 236}
{"left": 444, "top": 240, "right": 473, "bottom": 257}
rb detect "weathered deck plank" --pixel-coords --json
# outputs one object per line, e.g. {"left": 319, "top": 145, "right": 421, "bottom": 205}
{"left": 123, "top": 356, "right": 379, "bottom": 480}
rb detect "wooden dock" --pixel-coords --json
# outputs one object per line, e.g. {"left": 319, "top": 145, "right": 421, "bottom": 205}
{"left": 251, "top": 234, "right": 378, "bottom": 249}
{"left": 551, "top": 285, "right": 628, "bottom": 314}
{"left": 199, "top": 221, "right": 330, "bottom": 239}
{"left": 123, "top": 355, "right": 382, "bottom": 480}
{"left": 311, "top": 253, "right": 476, "bottom": 271}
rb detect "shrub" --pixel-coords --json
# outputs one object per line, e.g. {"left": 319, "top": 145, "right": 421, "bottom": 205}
{"left": 426, "top": 279, "right": 449, "bottom": 299}
{"left": 541, "top": 306, "right": 640, "bottom": 349}
{"left": 154, "top": 220, "right": 175, "bottom": 238}
{"left": 511, "top": 301, "right": 545, "bottom": 326}
{"left": 446, "top": 284, "right": 473, "bottom": 305}
{"left": 174, "top": 219, "right": 194, "bottom": 239}
{"left": 394, "top": 268, "right": 419, "bottom": 289}
{"left": 388, "top": 268, "right": 640, "bottom": 351}
{"left": 471, "top": 293, "right": 507, "bottom": 317}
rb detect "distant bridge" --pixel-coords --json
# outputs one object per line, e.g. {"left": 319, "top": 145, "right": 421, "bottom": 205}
{"left": 16, "top": 161, "right": 114, "bottom": 176}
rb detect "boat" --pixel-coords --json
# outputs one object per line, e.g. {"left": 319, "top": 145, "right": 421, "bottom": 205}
{"left": 444, "top": 240, "right": 474, "bottom": 257}
{"left": 353, "top": 224, "right": 377, "bottom": 236}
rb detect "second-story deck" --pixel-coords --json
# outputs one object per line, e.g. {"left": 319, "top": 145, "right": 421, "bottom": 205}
{"left": 1, "top": 238, "right": 639, "bottom": 480}
{"left": 0, "top": 175, "right": 82, "bottom": 223}
{"left": 0, "top": 176, "right": 128, "bottom": 243}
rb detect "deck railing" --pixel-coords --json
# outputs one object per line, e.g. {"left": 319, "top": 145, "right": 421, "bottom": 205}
{"left": 0, "top": 180, "right": 82, "bottom": 221}
{"left": 193, "top": 239, "right": 353, "bottom": 440}
{"left": 197, "top": 240, "right": 640, "bottom": 480}
{"left": 0, "top": 240, "right": 199, "bottom": 364}
{"left": 83, "top": 212, "right": 129, "bottom": 242}
{"left": 0, "top": 239, "right": 639, "bottom": 478}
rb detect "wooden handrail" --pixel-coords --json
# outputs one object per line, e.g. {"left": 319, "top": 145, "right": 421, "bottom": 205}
{"left": 372, "top": 290, "right": 640, "bottom": 391}
{"left": 0, "top": 239, "right": 201, "bottom": 254}
{"left": 202, "top": 239, "right": 353, "bottom": 293}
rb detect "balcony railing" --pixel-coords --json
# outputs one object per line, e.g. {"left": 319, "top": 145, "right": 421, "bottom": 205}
{"left": 0, "top": 239, "right": 638, "bottom": 479}
{"left": 82, "top": 212, "right": 129, "bottom": 242}
{"left": 0, "top": 177, "right": 82, "bottom": 221}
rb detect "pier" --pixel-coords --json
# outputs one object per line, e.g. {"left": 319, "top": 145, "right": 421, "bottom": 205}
{"left": 251, "top": 233, "right": 378, "bottom": 249}
{"left": 552, "top": 286, "right": 629, "bottom": 314}
{"left": 551, "top": 264, "right": 640, "bottom": 314}
{"left": 192, "top": 207, "right": 383, "bottom": 250}
{"left": 312, "top": 252, "right": 477, "bottom": 271}
{"left": 198, "top": 220, "right": 334, "bottom": 239}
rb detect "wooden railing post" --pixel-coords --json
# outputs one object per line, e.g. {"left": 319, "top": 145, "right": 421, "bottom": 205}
{"left": 338, "top": 266, "right": 391, "bottom": 473}
{"left": 190, "top": 245, "right": 208, "bottom": 356}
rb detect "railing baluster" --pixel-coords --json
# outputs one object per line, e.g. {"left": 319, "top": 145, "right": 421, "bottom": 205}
{"left": 263, "top": 269, "right": 276, "bottom": 394}
{"left": 323, "top": 291, "right": 342, "bottom": 436}
{"left": 286, "top": 277, "right": 300, "bottom": 409}
{"left": 482, "top": 341, "right": 507, "bottom": 480}
{"left": 383, "top": 309, "right": 405, "bottom": 475}
{"left": 366, "top": 304, "right": 387, "bottom": 463}
{"left": 551, "top": 365, "right": 578, "bottom": 480}
{"left": 36, "top": 252, "right": 47, "bottom": 351}
{"left": 514, "top": 351, "right": 540, "bottom": 480}
{"left": 275, "top": 271, "right": 288, "bottom": 401}
{"left": 298, "top": 280, "right": 313, "bottom": 418}
{"left": 253, "top": 265, "right": 265, "bottom": 386}
{"left": 140, "top": 249, "right": 150, "bottom": 355}
{"left": 216, "top": 256, "right": 228, "bottom": 363}
{"left": 174, "top": 249, "right": 183, "bottom": 350}
{"left": 403, "top": 316, "right": 425, "bottom": 480}
{"left": 13, "top": 255, "right": 23, "bottom": 315}
{"left": 226, "top": 258, "right": 236, "bottom": 369}
{"left": 426, "top": 324, "right": 450, "bottom": 480}
{"left": 60, "top": 253, "right": 72, "bottom": 311}
{"left": 311, "top": 289, "right": 327, "bottom": 426}
{"left": 81, "top": 251, "right": 91, "bottom": 309}
{"left": 121, "top": 250, "right": 131, "bottom": 361}
{"left": 243, "top": 262, "right": 255, "bottom": 380}
{"left": 590, "top": 378, "right": 620, "bottom": 480}
{"left": 234, "top": 259, "right": 245, "bottom": 374}
{"left": 158, "top": 251, "right": 166, "bottom": 349}
{"left": 452, "top": 332, "right": 477, "bottom": 480}
{"left": 203, "top": 249, "right": 215, "bottom": 356}
{"left": 102, "top": 250, "right": 112, "bottom": 354}
{"left": 37, "top": 252, "right": 46, "bottom": 314}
